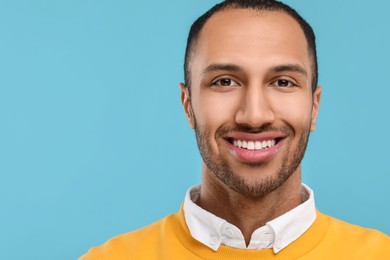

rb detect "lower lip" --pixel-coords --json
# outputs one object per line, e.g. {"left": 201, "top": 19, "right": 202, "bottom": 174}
{"left": 225, "top": 139, "right": 283, "bottom": 163}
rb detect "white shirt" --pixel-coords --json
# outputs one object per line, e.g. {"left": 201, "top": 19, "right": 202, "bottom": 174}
{"left": 183, "top": 184, "right": 316, "bottom": 253}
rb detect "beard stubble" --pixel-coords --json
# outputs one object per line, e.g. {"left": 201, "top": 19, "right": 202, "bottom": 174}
{"left": 194, "top": 117, "right": 311, "bottom": 199}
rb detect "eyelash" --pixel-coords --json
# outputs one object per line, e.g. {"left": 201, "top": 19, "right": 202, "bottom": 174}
{"left": 271, "top": 79, "right": 297, "bottom": 88}
{"left": 210, "top": 78, "right": 298, "bottom": 88}
{"left": 211, "top": 78, "right": 240, "bottom": 87}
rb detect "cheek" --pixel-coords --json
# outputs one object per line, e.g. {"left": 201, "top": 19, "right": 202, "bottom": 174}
{"left": 193, "top": 91, "right": 241, "bottom": 126}
{"left": 272, "top": 93, "right": 313, "bottom": 129}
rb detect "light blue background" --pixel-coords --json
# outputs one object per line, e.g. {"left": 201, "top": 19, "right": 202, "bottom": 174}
{"left": 0, "top": 1, "right": 389, "bottom": 259}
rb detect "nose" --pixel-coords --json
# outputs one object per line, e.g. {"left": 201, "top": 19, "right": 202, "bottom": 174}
{"left": 235, "top": 85, "right": 275, "bottom": 128}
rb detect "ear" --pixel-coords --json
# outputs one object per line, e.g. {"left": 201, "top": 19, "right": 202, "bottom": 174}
{"left": 180, "top": 83, "right": 195, "bottom": 129}
{"left": 310, "top": 86, "right": 322, "bottom": 132}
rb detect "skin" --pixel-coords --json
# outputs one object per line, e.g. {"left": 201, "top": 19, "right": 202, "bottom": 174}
{"left": 180, "top": 8, "right": 321, "bottom": 246}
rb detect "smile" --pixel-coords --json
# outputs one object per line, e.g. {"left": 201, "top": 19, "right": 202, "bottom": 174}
{"left": 233, "top": 139, "right": 276, "bottom": 150}
{"left": 223, "top": 132, "right": 285, "bottom": 163}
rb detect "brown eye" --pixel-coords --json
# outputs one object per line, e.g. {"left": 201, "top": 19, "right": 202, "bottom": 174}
{"left": 272, "top": 79, "right": 296, "bottom": 87}
{"left": 212, "top": 78, "right": 239, "bottom": 87}
{"left": 220, "top": 79, "right": 232, "bottom": 86}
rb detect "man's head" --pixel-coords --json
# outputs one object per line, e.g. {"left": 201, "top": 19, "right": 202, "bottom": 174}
{"left": 184, "top": 0, "right": 318, "bottom": 93}
{"left": 180, "top": 0, "right": 321, "bottom": 198}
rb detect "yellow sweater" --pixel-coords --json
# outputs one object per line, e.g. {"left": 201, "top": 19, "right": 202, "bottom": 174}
{"left": 80, "top": 208, "right": 390, "bottom": 260}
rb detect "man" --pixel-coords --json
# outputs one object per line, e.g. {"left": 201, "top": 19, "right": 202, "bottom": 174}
{"left": 80, "top": 0, "right": 390, "bottom": 259}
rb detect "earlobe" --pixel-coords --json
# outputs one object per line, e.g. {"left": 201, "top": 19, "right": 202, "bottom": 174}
{"left": 180, "top": 83, "right": 195, "bottom": 129}
{"left": 310, "top": 86, "right": 322, "bottom": 132}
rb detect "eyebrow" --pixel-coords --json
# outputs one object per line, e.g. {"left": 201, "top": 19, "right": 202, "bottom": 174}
{"left": 201, "top": 63, "right": 308, "bottom": 77}
{"left": 202, "top": 63, "right": 243, "bottom": 75}
{"left": 268, "top": 64, "right": 308, "bottom": 77}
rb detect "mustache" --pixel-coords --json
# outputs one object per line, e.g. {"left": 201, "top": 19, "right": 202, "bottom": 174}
{"left": 215, "top": 124, "right": 293, "bottom": 137}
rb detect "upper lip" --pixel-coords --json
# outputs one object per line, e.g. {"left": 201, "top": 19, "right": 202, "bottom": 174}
{"left": 223, "top": 131, "right": 286, "bottom": 143}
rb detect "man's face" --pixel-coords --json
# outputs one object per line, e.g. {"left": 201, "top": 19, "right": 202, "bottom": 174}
{"left": 181, "top": 9, "right": 321, "bottom": 198}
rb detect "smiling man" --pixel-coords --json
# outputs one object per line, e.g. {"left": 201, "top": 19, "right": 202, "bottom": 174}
{"left": 80, "top": 0, "right": 390, "bottom": 259}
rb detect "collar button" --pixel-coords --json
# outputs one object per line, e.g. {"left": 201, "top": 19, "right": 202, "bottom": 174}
{"left": 209, "top": 236, "right": 218, "bottom": 245}
{"left": 226, "top": 228, "right": 234, "bottom": 237}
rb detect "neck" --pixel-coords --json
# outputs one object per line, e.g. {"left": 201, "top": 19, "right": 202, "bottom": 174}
{"left": 197, "top": 164, "right": 303, "bottom": 246}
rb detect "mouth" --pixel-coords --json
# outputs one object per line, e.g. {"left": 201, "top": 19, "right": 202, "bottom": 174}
{"left": 231, "top": 138, "right": 279, "bottom": 150}
{"left": 223, "top": 132, "right": 285, "bottom": 163}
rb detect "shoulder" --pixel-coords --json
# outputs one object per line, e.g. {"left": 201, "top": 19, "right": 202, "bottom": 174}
{"left": 79, "top": 214, "right": 176, "bottom": 260}
{"left": 320, "top": 212, "right": 390, "bottom": 257}
{"left": 324, "top": 213, "right": 389, "bottom": 238}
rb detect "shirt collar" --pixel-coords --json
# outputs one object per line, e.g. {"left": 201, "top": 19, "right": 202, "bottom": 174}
{"left": 183, "top": 183, "right": 316, "bottom": 253}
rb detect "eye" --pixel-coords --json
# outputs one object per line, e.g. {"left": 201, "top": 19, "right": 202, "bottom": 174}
{"left": 271, "top": 79, "right": 297, "bottom": 88}
{"left": 211, "top": 78, "right": 239, "bottom": 87}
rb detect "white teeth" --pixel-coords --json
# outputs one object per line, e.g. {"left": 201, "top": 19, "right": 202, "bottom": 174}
{"left": 233, "top": 139, "right": 277, "bottom": 150}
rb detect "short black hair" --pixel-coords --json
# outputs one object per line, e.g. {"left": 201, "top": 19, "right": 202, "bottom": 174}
{"left": 184, "top": 0, "right": 318, "bottom": 92}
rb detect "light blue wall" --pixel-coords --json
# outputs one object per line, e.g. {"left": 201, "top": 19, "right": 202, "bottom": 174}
{"left": 0, "top": 1, "right": 388, "bottom": 259}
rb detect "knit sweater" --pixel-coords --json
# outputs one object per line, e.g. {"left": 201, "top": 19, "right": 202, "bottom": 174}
{"left": 80, "top": 208, "right": 390, "bottom": 260}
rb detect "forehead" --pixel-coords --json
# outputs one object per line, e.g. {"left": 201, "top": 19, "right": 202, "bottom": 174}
{"left": 191, "top": 8, "right": 311, "bottom": 80}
